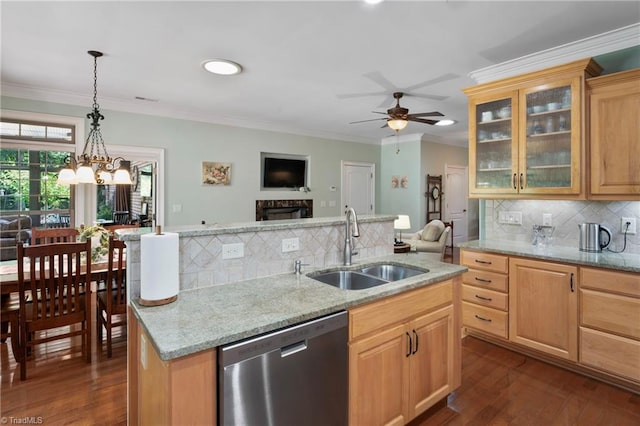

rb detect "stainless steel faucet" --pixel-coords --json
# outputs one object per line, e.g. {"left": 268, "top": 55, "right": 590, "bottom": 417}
{"left": 344, "top": 207, "right": 360, "bottom": 265}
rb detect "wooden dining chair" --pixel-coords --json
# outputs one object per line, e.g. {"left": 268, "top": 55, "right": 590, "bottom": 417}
{"left": 96, "top": 236, "right": 127, "bottom": 358}
{"left": 112, "top": 211, "right": 130, "bottom": 225}
{"left": 16, "top": 240, "right": 92, "bottom": 380}
{"left": 30, "top": 227, "right": 79, "bottom": 245}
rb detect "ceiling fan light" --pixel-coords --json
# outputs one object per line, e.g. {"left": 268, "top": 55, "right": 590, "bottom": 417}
{"left": 202, "top": 59, "right": 243, "bottom": 75}
{"left": 388, "top": 119, "right": 408, "bottom": 131}
{"left": 435, "top": 119, "right": 456, "bottom": 126}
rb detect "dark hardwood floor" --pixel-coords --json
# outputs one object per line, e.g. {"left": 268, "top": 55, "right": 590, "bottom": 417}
{"left": 2, "top": 247, "right": 638, "bottom": 425}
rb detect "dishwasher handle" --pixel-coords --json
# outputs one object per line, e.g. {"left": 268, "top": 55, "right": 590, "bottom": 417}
{"left": 281, "top": 340, "right": 308, "bottom": 357}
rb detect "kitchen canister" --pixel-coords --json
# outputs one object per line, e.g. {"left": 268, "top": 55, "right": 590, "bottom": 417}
{"left": 139, "top": 226, "right": 179, "bottom": 306}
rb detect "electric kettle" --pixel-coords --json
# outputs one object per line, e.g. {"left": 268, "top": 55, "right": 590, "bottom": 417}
{"left": 578, "top": 223, "right": 612, "bottom": 252}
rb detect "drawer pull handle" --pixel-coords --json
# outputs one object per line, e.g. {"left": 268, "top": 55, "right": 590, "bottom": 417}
{"left": 412, "top": 329, "right": 419, "bottom": 355}
{"left": 475, "top": 294, "right": 492, "bottom": 302}
{"left": 513, "top": 173, "right": 517, "bottom": 189}
{"left": 520, "top": 173, "right": 524, "bottom": 190}
{"left": 474, "top": 259, "right": 492, "bottom": 265}
{"left": 570, "top": 273, "right": 574, "bottom": 292}
{"left": 406, "top": 332, "right": 412, "bottom": 357}
{"left": 474, "top": 277, "right": 492, "bottom": 284}
{"left": 475, "top": 314, "right": 492, "bottom": 323}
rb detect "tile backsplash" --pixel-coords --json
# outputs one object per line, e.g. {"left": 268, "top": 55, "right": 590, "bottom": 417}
{"left": 484, "top": 200, "right": 640, "bottom": 254}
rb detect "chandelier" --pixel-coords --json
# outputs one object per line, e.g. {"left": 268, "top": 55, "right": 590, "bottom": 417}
{"left": 57, "top": 50, "right": 132, "bottom": 185}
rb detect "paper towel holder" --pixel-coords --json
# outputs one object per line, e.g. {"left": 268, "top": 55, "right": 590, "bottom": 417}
{"left": 139, "top": 225, "right": 179, "bottom": 307}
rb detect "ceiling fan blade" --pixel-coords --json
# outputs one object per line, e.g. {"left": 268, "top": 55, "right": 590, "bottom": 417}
{"left": 406, "top": 93, "right": 448, "bottom": 101}
{"left": 371, "top": 111, "right": 388, "bottom": 115}
{"left": 409, "top": 117, "right": 439, "bottom": 125}
{"left": 364, "top": 71, "right": 396, "bottom": 91}
{"left": 407, "top": 111, "right": 445, "bottom": 118}
{"left": 405, "top": 73, "right": 459, "bottom": 92}
{"left": 337, "top": 90, "right": 388, "bottom": 99}
{"left": 349, "top": 117, "right": 388, "bottom": 124}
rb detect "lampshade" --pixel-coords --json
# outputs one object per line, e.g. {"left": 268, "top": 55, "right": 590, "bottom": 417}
{"left": 388, "top": 119, "right": 408, "bottom": 131}
{"left": 56, "top": 166, "right": 78, "bottom": 185}
{"left": 394, "top": 215, "right": 411, "bottom": 230}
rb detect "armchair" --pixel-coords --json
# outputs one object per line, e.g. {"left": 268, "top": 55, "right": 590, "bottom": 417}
{"left": 403, "top": 220, "right": 451, "bottom": 260}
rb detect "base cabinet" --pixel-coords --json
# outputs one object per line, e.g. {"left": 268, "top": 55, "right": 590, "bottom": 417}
{"left": 509, "top": 258, "right": 578, "bottom": 361}
{"left": 579, "top": 267, "right": 640, "bottom": 382}
{"left": 348, "top": 280, "right": 460, "bottom": 426}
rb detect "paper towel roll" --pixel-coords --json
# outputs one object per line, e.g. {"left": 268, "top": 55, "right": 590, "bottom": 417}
{"left": 140, "top": 231, "right": 179, "bottom": 305}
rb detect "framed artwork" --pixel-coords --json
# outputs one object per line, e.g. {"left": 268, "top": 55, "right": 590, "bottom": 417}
{"left": 400, "top": 176, "right": 408, "bottom": 188}
{"left": 391, "top": 176, "right": 399, "bottom": 188}
{"left": 202, "top": 162, "right": 231, "bottom": 185}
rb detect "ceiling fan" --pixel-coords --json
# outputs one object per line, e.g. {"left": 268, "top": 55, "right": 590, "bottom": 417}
{"left": 350, "top": 92, "right": 445, "bottom": 131}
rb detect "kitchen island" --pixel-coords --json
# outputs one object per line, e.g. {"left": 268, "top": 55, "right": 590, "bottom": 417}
{"left": 123, "top": 216, "right": 468, "bottom": 425}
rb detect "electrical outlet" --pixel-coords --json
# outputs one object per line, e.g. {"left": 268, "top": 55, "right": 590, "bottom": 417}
{"left": 498, "top": 211, "right": 523, "bottom": 225}
{"left": 621, "top": 217, "right": 637, "bottom": 235}
{"left": 282, "top": 237, "right": 300, "bottom": 252}
{"left": 542, "top": 213, "right": 552, "bottom": 226}
{"left": 222, "top": 243, "right": 244, "bottom": 259}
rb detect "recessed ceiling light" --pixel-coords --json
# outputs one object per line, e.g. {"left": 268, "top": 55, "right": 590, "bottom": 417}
{"left": 435, "top": 119, "right": 456, "bottom": 126}
{"left": 364, "top": 0, "right": 384, "bottom": 4}
{"left": 202, "top": 59, "right": 243, "bottom": 75}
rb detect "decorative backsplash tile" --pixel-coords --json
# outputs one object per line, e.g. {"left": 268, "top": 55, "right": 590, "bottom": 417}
{"left": 484, "top": 200, "right": 640, "bottom": 254}
{"left": 128, "top": 220, "right": 395, "bottom": 299}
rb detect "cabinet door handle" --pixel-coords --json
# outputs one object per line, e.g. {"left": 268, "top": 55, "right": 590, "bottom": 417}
{"left": 406, "top": 332, "right": 412, "bottom": 357}
{"left": 412, "top": 329, "right": 419, "bottom": 354}
{"left": 570, "top": 273, "right": 574, "bottom": 292}
{"left": 475, "top": 294, "right": 492, "bottom": 302}
{"left": 474, "top": 259, "right": 492, "bottom": 265}
{"left": 513, "top": 173, "right": 517, "bottom": 189}
{"left": 475, "top": 314, "right": 492, "bottom": 323}
{"left": 520, "top": 173, "right": 524, "bottom": 190}
{"left": 474, "top": 277, "right": 492, "bottom": 284}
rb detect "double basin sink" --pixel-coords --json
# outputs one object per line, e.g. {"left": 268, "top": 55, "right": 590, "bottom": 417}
{"left": 307, "top": 263, "right": 429, "bottom": 290}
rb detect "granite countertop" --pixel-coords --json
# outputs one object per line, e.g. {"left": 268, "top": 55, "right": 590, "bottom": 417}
{"left": 131, "top": 252, "right": 467, "bottom": 361}
{"left": 458, "top": 240, "right": 640, "bottom": 273}
{"left": 117, "top": 214, "right": 397, "bottom": 241}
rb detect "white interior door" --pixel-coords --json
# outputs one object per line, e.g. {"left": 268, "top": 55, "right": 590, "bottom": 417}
{"left": 444, "top": 164, "right": 468, "bottom": 244}
{"left": 341, "top": 161, "right": 375, "bottom": 216}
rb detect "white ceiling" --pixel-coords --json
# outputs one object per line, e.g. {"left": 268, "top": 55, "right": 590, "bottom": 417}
{"left": 1, "top": 1, "right": 639, "bottom": 147}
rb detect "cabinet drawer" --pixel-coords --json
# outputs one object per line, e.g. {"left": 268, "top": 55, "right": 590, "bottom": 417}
{"left": 462, "top": 302, "right": 508, "bottom": 339}
{"left": 462, "top": 285, "right": 508, "bottom": 311}
{"left": 349, "top": 280, "right": 452, "bottom": 340}
{"left": 581, "top": 289, "right": 640, "bottom": 340}
{"left": 461, "top": 250, "right": 508, "bottom": 274}
{"left": 581, "top": 267, "right": 640, "bottom": 298}
{"left": 580, "top": 327, "right": 640, "bottom": 382}
{"left": 462, "top": 269, "right": 508, "bottom": 293}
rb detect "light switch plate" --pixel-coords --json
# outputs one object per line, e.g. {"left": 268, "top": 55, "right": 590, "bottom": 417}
{"left": 542, "top": 213, "right": 552, "bottom": 226}
{"left": 498, "top": 210, "right": 522, "bottom": 225}
{"left": 282, "top": 237, "right": 300, "bottom": 252}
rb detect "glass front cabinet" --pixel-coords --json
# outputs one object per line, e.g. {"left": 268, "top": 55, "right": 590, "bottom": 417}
{"left": 465, "top": 58, "right": 602, "bottom": 198}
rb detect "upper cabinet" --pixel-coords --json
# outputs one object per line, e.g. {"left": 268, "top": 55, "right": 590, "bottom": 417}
{"left": 464, "top": 58, "right": 602, "bottom": 199}
{"left": 587, "top": 68, "right": 640, "bottom": 200}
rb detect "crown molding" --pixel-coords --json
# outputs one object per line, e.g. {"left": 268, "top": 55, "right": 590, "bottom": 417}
{"left": 0, "top": 82, "right": 379, "bottom": 146}
{"left": 469, "top": 23, "right": 640, "bottom": 84}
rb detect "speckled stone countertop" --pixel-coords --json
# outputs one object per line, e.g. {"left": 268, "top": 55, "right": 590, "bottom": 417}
{"left": 131, "top": 252, "right": 467, "bottom": 361}
{"left": 458, "top": 240, "right": 640, "bottom": 273}
{"left": 117, "top": 214, "right": 397, "bottom": 241}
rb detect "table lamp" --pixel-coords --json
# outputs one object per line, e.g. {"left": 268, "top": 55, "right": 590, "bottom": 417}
{"left": 394, "top": 215, "right": 411, "bottom": 246}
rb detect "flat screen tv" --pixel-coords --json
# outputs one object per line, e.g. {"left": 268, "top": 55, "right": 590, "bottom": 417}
{"left": 261, "top": 154, "right": 308, "bottom": 189}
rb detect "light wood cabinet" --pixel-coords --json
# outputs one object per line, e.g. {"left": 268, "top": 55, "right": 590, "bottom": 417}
{"left": 579, "top": 267, "right": 640, "bottom": 382}
{"left": 129, "top": 315, "right": 217, "bottom": 426}
{"left": 509, "top": 257, "right": 578, "bottom": 361}
{"left": 464, "top": 58, "right": 602, "bottom": 198}
{"left": 348, "top": 279, "right": 460, "bottom": 426}
{"left": 587, "top": 68, "right": 640, "bottom": 199}
{"left": 460, "top": 250, "right": 509, "bottom": 339}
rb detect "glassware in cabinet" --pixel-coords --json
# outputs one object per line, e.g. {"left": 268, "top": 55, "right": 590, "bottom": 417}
{"left": 474, "top": 98, "right": 514, "bottom": 190}
{"left": 523, "top": 85, "right": 573, "bottom": 189}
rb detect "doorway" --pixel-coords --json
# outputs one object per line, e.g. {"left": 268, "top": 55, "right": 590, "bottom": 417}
{"left": 444, "top": 164, "right": 469, "bottom": 245}
{"left": 341, "top": 161, "right": 375, "bottom": 215}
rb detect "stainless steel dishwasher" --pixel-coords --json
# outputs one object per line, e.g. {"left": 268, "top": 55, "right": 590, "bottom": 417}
{"left": 219, "top": 311, "right": 348, "bottom": 426}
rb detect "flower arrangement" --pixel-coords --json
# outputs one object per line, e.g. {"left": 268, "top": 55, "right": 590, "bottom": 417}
{"left": 78, "top": 225, "right": 110, "bottom": 262}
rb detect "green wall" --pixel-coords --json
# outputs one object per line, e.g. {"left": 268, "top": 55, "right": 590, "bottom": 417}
{"left": 1, "top": 96, "right": 381, "bottom": 225}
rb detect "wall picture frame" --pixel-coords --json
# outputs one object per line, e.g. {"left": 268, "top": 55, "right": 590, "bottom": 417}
{"left": 202, "top": 162, "right": 231, "bottom": 185}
